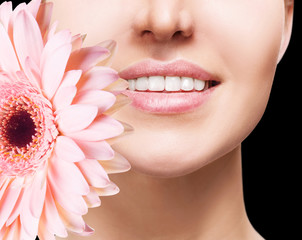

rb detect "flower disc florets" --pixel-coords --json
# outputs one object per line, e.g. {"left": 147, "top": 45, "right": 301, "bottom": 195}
{"left": 0, "top": 76, "right": 58, "bottom": 177}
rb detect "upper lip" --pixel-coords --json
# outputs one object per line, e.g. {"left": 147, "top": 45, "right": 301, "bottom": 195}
{"left": 119, "top": 59, "right": 214, "bottom": 81}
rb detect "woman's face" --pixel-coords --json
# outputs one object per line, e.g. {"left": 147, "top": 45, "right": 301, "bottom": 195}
{"left": 51, "top": 0, "right": 292, "bottom": 177}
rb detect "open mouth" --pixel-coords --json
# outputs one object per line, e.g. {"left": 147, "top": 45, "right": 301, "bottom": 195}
{"left": 119, "top": 59, "right": 220, "bottom": 114}
{"left": 126, "top": 76, "right": 219, "bottom": 92}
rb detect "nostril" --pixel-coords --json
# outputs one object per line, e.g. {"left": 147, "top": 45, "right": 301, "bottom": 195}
{"left": 141, "top": 30, "right": 152, "bottom": 37}
{"left": 172, "top": 31, "right": 183, "bottom": 38}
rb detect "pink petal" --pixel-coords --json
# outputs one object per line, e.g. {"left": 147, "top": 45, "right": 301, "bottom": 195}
{"left": 97, "top": 40, "right": 117, "bottom": 67}
{"left": 40, "top": 185, "right": 67, "bottom": 238}
{"left": 0, "top": 24, "right": 20, "bottom": 72}
{"left": 36, "top": 1, "right": 53, "bottom": 37}
{"left": 47, "top": 179, "right": 88, "bottom": 216}
{"left": 76, "top": 159, "right": 110, "bottom": 188}
{"left": 104, "top": 93, "right": 132, "bottom": 115}
{"left": 56, "top": 104, "right": 98, "bottom": 133}
{"left": 41, "top": 43, "right": 72, "bottom": 99}
{"left": 0, "top": 178, "right": 23, "bottom": 230}
{"left": 66, "top": 115, "right": 124, "bottom": 141}
{"left": 71, "top": 34, "right": 84, "bottom": 51}
{"left": 45, "top": 20, "right": 58, "bottom": 42}
{"left": 20, "top": 187, "right": 40, "bottom": 239}
{"left": 13, "top": 10, "right": 43, "bottom": 70}
{"left": 77, "top": 66, "right": 118, "bottom": 91}
{"left": 6, "top": 187, "right": 25, "bottom": 227}
{"left": 38, "top": 218, "right": 57, "bottom": 240}
{"left": 48, "top": 154, "right": 89, "bottom": 196}
{"left": 66, "top": 46, "right": 110, "bottom": 73}
{"left": 55, "top": 136, "right": 85, "bottom": 162}
{"left": 93, "top": 181, "right": 120, "bottom": 196}
{"left": 2, "top": 218, "right": 20, "bottom": 240}
{"left": 53, "top": 70, "right": 82, "bottom": 110}
{"left": 60, "top": 69, "right": 82, "bottom": 88}
{"left": 56, "top": 203, "right": 86, "bottom": 234}
{"left": 0, "top": 223, "right": 6, "bottom": 239}
{"left": 26, "top": 0, "right": 41, "bottom": 18}
{"left": 73, "top": 90, "right": 116, "bottom": 113}
{"left": 0, "top": 1, "right": 12, "bottom": 31}
{"left": 24, "top": 56, "right": 42, "bottom": 89}
{"left": 83, "top": 187, "right": 101, "bottom": 208}
{"left": 0, "top": 178, "right": 10, "bottom": 200}
{"left": 52, "top": 86, "right": 77, "bottom": 111}
{"left": 104, "top": 78, "right": 129, "bottom": 93}
{"left": 29, "top": 170, "right": 47, "bottom": 218}
{"left": 41, "top": 30, "right": 72, "bottom": 77}
{"left": 99, "top": 151, "right": 131, "bottom": 174}
{"left": 74, "top": 139, "right": 115, "bottom": 160}
{"left": 77, "top": 223, "right": 94, "bottom": 237}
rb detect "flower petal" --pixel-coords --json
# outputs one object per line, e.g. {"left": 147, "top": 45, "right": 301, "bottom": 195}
{"left": 55, "top": 136, "right": 85, "bottom": 163}
{"left": 104, "top": 93, "right": 132, "bottom": 115}
{"left": 48, "top": 154, "right": 89, "bottom": 196}
{"left": 66, "top": 115, "right": 124, "bottom": 141}
{"left": 99, "top": 151, "right": 131, "bottom": 174}
{"left": 76, "top": 159, "right": 110, "bottom": 188}
{"left": 1, "top": 218, "right": 20, "bottom": 240}
{"left": 13, "top": 10, "right": 43, "bottom": 70}
{"left": 39, "top": 185, "right": 67, "bottom": 238}
{"left": 0, "top": 178, "right": 23, "bottom": 230}
{"left": 52, "top": 86, "right": 77, "bottom": 111}
{"left": 56, "top": 104, "right": 98, "bottom": 133}
{"left": 59, "top": 69, "right": 82, "bottom": 88}
{"left": 20, "top": 186, "right": 40, "bottom": 239}
{"left": 71, "top": 34, "right": 84, "bottom": 51}
{"left": 38, "top": 218, "right": 57, "bottom": 240}
{"left": 6, "top": 188, "right": 25, "bottom": 227}
{"left": 56, "top": 204, "right": 87, "bottom": 234}
{"left": 97, "top": 40, "right": 117, "bottom": 67}
{"left": 83, "top": 187, "right": 101, "bottom": 208}
{"left": 73, "top": 90, "right": 116, "bottom": 113}
{"left": 36, "top": 1, "right": 53, "bottom": 37}
{"left": 66, "top": 46, "right": 110, "bottom": 73}
{"left": 93, "top": 181, "right": 120, "bottom": 197}
{"left": 77, "top": 66, "right": 118, "bottom": 92}
{"left": 23, "top": 56, "right": 42, "bottom": 89}
{"left": 74, "top": 139, "right": 115, "bottom": 160}
{"left": 26, "top": 0, "right": 41, "bottom": 18}
{"left": 29, "top": 170, "right": 47, "bottom": 218}
{"left": 0, "top": 23, "right": 20, "bottom": 72}
{"left": 0, "top": 1, "right": 12, "bottom": 31}
{"left": 41, "top": 43, "right": 72, "bottom": 99}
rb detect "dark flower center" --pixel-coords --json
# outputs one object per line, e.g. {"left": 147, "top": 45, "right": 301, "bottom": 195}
{"left": 4, "top": 110, "right": 36, "bottom": 148}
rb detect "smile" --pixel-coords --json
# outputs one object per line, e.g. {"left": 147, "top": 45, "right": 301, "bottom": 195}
{"left": 119, "top": 59, "right": 220, "bottom": 114}
{"left": 127, "top": 76, "right": 210, "bottom": 92}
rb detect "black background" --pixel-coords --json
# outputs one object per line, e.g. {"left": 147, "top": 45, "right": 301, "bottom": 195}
{"left": 8, "top": 0, "right": 301, "bottom": 239}
{"left": 242, "top": 1, "right": 300, "bottom": 239}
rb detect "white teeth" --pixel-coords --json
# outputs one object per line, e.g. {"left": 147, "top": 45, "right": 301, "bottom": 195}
{"left": 128, "top": 79, "right": 136, "bottom": 90}
{"left": 194, "top": 78, "right": 205, "bottom": 90}
{"left": 136, "top": 77, "right": 148, "bottom": 90}
{"left": 165, "top": 76, "right": 181, "bottom": 91}
{"left": 148, "top": 76, "right": 165, "bottom": 91}
{"left": 181, "top": 77, "right": 194, "bottom": 91}
{"left": 128, "top": 76, "right": 206, "bottom": 91}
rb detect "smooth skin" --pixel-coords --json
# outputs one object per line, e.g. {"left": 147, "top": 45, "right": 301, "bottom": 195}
{"left": 51, "top": 0, "right": 294, "bottom": 239}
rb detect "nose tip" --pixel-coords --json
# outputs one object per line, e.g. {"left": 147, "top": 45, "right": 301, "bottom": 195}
{"left": 133, "top": 3, "right": 194, "bottom": 42}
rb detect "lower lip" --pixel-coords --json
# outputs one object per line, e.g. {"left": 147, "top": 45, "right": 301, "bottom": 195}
{"left": 122, "top": 88, "right": 216, "bottom": 114}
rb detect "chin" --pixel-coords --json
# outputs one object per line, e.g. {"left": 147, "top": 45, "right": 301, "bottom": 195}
{"left": 112, "top": 139, "right": 225, "bottom": 178}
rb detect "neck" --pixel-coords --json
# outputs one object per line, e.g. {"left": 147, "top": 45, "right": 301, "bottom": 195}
{"left": 65, "top": 145, "right": 263, "bottom": 240}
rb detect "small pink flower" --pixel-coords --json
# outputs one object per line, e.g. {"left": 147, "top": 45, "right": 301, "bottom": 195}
{"left": 0, "top": 0, "right": 130, "bottom": 239}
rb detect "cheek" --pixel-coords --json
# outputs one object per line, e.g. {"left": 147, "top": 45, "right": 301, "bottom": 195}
{"left": 199, "top": 0, "right": 284, "bottom": 73}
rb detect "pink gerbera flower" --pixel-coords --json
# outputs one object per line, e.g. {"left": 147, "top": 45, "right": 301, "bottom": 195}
{"left": 0, "top": 0, "right": 130, "bottom": 239}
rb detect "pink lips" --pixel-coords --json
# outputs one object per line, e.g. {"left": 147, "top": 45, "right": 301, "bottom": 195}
{"left": 119, "top": 59, "right": 217, "bottom": 114}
